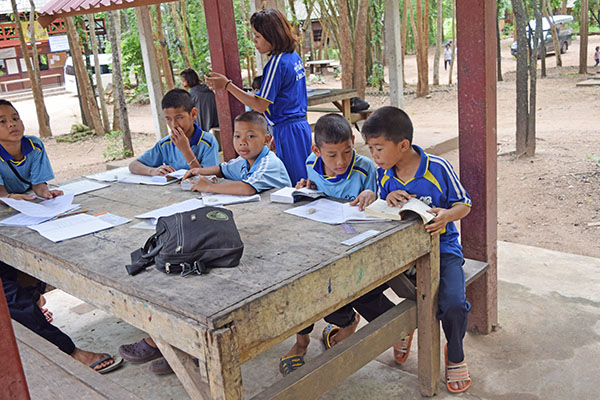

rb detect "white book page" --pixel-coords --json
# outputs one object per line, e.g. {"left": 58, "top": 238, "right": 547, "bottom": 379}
{"left": 28, "top": 214, "right": 113, "bottom": 242}
{"left": 201, "top": 193, "right": 260, "bottom": 206}
{"left": 284, "top": 198, "right": 345, "bottom": 224}
{"left": 135, "top": 198, "right": 205, "bottom": 220}
{"left": 55, "top": 180, "right": 109, "bottom": 196}
{"left": 85, "top": 166, "right": 130, "bottom": 182}
{"left": 341, "top": 203, "right": 388, "bottom": 223}
{"left": 0, "top": 194, "right": 76, "bottom": 218}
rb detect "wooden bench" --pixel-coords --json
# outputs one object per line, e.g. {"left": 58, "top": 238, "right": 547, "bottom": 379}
{"left": 258, "top": 257, "right": 490, "bottom": 398}
{"left": 13, "top": 320, "right": 141, "bottom": 400}
{"left": 0, "top": 74, "right": 63, "bottom": 93}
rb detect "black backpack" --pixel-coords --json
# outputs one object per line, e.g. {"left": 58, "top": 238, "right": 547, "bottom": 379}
{"left": 126, "top": 206, "right": 244, "bottom": 277}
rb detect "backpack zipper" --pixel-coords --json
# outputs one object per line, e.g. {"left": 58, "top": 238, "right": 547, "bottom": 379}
{"left": 176, "top": 213, "right": 183, "bottom": 253}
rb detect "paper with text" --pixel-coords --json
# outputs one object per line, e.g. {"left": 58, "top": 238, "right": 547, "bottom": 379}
{"left": 28, "top": 214, "right": 113, "bottom": 242}
{"left": 0, "top": 194, "right": 76, "bottom": 218}
{"left": 55, "top": 180, "right": 110, "bottom": 196}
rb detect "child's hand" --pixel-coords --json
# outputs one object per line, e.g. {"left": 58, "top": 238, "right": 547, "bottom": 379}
{"left": 386, "top": 190, "right": 415, "bottom": 207}
{"left": 349, "top": 190, "right": 376, "bottom": 211}
{"left": 170, "top": 126, "right": 191, "bottom": 152}
{"left": 183, "top": 168, "right": 202, "bottom": 180}
{"left": 424, "top": 208, "right": 450, "bottom": 236}
{"left": 295, "top": 178, "right": 316, "bottom": 189}
{"left": 154, "top": 165, "right": 175, "bottom": 176}
{"left": 190, "top": 177, "right": 214, "bottom": 193}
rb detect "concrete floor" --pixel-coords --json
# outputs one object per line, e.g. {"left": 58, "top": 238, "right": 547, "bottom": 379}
{"left": 38, "top": 240, "right": 600, "bottom": 399}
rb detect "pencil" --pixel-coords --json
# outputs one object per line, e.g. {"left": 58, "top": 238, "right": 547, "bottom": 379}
{"left": 56, "top": 210, "right": 89, "bottom": 219}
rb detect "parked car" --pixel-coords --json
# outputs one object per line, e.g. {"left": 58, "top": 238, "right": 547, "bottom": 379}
{"left": 64, "top": 54, "right": 112, "bottom": 93}
{"left": 510, "top": 15, "right": 573, "bottom": 58}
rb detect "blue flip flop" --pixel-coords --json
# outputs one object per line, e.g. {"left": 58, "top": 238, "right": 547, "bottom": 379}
{"left": 279, "top": 355, "right": 305, "bottom": 376}
{"left": 90, "top": 353, "right": 124, "bottom": 374}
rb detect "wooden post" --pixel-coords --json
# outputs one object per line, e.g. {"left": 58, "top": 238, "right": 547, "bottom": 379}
{"left": 205, "top": 326, "right": 243, "bottom": 400}
{"left": 385, "top": 0, "right": 404, "bottom": 108}
{"left": 0, "top": 279, "right": 31, "bottom": 399}
{"left": 203, "top": 0, "right": 245, "bottom": 161}
{"left": 456, "top": 0, "right": 498, "bottom": 334}
{"left": 136, "top": 6, "right": 168, "bottom": 140}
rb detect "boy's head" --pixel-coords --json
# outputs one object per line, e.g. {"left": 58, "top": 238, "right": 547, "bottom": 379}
{"left": 233, "top": 111, "right": 270, "bottom": 163}
{"left": 362, "top": 106, "right": 414, "bottom": 170}
{"left": 161, "top": 89, "right": 198, "bottom": 136}
{"left": 312, "top": 113, "right": 355, "bottom": 177}
{"left": 0, "top": 99, "right": 24, "bottom": 143}
{"left": 180, "top": 68, "right": 200, "bottom": 90}
{"left": 251, "top": 75, "right": 262, "bottom": 92}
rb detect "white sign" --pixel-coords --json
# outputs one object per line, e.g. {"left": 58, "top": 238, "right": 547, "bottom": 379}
{"left": 0, "top": 48, "right": 17, "bottom": 59}
{"left": 49, "top": 35, "right": 69, "bottom": 52}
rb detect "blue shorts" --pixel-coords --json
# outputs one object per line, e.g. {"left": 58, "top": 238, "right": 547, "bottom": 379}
{"left": 272, "top": 117, "right": 312, "bottom": 185}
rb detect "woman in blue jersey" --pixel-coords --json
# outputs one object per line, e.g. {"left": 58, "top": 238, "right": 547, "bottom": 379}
{"left": 206, "top": 8, "right": 311, "bottom": 184}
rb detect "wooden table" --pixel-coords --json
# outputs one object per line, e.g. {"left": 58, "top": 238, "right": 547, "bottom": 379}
{"left": 0, "top": 183, "right": 440, "bottom": 399}
{"left": 307, "top": 88, "right": 358, "bottom": 123}
{"left": 305, "top": 59, "right": 335, "bottom": 75}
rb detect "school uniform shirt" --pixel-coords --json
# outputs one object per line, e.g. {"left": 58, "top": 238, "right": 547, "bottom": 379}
{"left": 0, "top": 136, "right": 54, "bottom": 194}
{"left": 219, "top": 146, "right": 291, "bottom": 192}
{"left": 305, "top": 150, "right": 377, "bottom": 200}
{"left": 137, "top": 123, "right": 219, "bottom": 169}
{"left": 255, "top": 52, "right": 307, "bottom": 125}
{"left": 378, "top": 145, "right": 472, "bottom": 258}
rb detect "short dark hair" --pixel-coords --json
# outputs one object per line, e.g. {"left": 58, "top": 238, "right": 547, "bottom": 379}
{"left": 180, "top": 68, "right": 200, "bottom": 88}
{"left": 234, "top": 111, "right": 268, "bottom": 134}
{"left": 361, "top": 106, "right": 413, "bottom": 144}
{"left": 161, "top": 89, "right": 195, "bottom": 112}
{"left": 0, "top": 99, "right": 17, "bottom": 112}
{"left": 252, "top": 75, "right": 262, "bottom": 91}
{"left": 251, "top": 8, "right": 297, "bottom": 55}
{"left": 314, "top": 114, "right": 353, "bottom": 148}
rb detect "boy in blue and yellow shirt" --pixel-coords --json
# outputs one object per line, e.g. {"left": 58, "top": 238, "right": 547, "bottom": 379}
{"left": 129, "top": 88, "right": 219, "bottom": 176}
{"left": 363, "top": 106, "right": 472, "bottom": 393}
{"left": 280, "top": 113, "right": 399, "bottom": 376}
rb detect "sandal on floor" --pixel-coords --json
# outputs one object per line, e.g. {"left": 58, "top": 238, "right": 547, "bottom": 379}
{"left": 445, "top": 344, "right": 471, "bottom": 394}
{"left": 393, "top": 331, "right": 414, "bottom": 364}
{"left": 321, "top": 324, "right": 340, "bottom": 349}
{"left": 149, "top": 357, "right": 174, "bottom": 375}
{"left": 41, "top": 308, "right": 53, "bottom": 323}
{"left": 119, "top": 339, "right": 162, "bottom": 363}
{"left": 90, "top": 354, "right": 124, "bottom": 374}
{"left": 279, "top": 355, "right": 305, "bottom": 376}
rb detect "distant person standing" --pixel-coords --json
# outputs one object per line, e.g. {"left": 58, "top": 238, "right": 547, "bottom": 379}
{"left": 444, "top": 43, "right": 452, "bottom": 71}
{"left": 180, "top": 68, "right": 219, "bottom": 132}
{"left": 594, "top": 46, "right": 599, "bottom": 67}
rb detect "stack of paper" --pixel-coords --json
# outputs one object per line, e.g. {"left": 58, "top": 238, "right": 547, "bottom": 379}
{"left": 28, "top": 213, "right": 121, "bottom": 243}
{"left": 270, "top": 187, "right": 324, "bottom": 204}
{"left": 0, "top": 194, "right": 79, "bottom": 226}
{"left": 284, "top": 198, "right": 387, "bottom": 225}
{"left": 201, "top": 193, "right": 260, "bottom": 206}
{"left": 86, "top": 167, "right": 179, "bottom": 186}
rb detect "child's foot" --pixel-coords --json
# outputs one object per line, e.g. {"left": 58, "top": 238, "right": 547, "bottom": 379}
{"left": 393, "top": 330, "right": 414, "bottom": 364}
{"left": 283, "top": 334, "right": 310, "bottom": 359}
{"left": 118, "top": 337, "right": 162, "bottom": 363}
{"left": 71, "top": 348, "right": 123, "bottom": 373}
{"left": 280, "top": 334, "right": 310, "bottom": 376}
{"left": 445, "top": 344, "right": 471, "bottom": 393}
{"left": 328, "top": 313, "right": 360, "bottom": 347}
{"left": 37, "top": 295, "right": 53, "bottom": 323}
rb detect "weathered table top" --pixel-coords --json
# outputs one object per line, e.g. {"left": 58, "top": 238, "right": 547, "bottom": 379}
{"left": 0, "top": 182, "right": 432, "bottom": 363}
{"left": 307, "top": 88, "right": 358, "bottom": 107}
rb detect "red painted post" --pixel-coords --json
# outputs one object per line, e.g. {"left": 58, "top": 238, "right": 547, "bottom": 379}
{"left": 0, "top": 279, "right": 31, "bottom": 399}
{"left": 456, "top": 0, "right": 498, "bottom": 334}
{"left": 203, "top": 0, "right": 246, "bottom": 161}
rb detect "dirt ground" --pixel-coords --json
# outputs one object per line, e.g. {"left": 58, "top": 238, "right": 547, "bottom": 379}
{"left": 9, "top": 36, "right": 600, "bottom": 258}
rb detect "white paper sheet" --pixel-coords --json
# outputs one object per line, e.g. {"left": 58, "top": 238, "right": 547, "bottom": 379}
{"left": 0, "top": 204, "right": 80, "bottom": 226}
{"left": 55, "top": 180, "right": 110, "bottom": 196}
{"left": 135, "top": 198, "right": 205, "bottom": 220}
{"left": 284, "top": 198, "right": 386, "bottom": 225}
{"left": 130, "top": 220, "right": 156, "bottom": 230}
{"left": 201, "top": 193, "right": 260, "bottom": 206}
{"left": 95, "top": 213, "right": 131, "bottom": 227}
{"left": 0, "top": 194, "right": 76, "bottom": 218}
{"left": 28, "top": 213, "right": 113, "bottom": 242}
{"left": 86, "top": 166, "right": 176, "bottom": 186}
{"left": 341, "top": 230, "right": 380, "bottom": 246}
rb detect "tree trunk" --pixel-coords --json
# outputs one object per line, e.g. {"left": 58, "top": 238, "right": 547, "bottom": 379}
{"left": 579, "top": 0, "right": 589, "bottom": 74}
{"left": 497, "top": 1, "right": 503, "bottom": 81}
{"left": 414, "top": 0, "right": 430, "bottom": 96}
{"left": 544, "top": 2, "right": 562, "bottom": 67}
{"left": 107, "top": 11, "right": 133, "bottom": 156}
{"left": 65, "top": 17, "right": 104, "bottom": 135}
{"left": 112, "top": 12, "right": 122, "bottom": 133}
{"left": 433, "top": 0, "right": 443, "bottom": 85}
{"left": 560, "top": 0, "right": 567, "bottom": 14}
{"left": 449, "top": 0, "right": 456, "bottom": 84}
{"left": 87, "top": 15, "right": 110, "bottom": 133}
{"left": 155, "top": 5, "right": 175, "bottom": 90}
{"left": 528, "top": 0, "right": 541, "bottom": 155}
{"left": 401, "top": 0, "right": 408, "bottom": 86}
{"left": 352, "top": 0, "right": 370, "bottom": 97}
{"left": 512, "top": 0, "right": 532, "bottom": 156}
{"left": 169, "top": 2, "right": 192, "bottom": 67}
{"left": 181, "top": 1, "right": 197, "bottom": 61}
{"left": 13, "top": 0, "right": 52, "bottom": 137}
{"left": 338, "top": 0, "right": 354, "bottom": 89}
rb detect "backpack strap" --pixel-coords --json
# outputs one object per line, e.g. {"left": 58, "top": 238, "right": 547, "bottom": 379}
{"left": 125, "top": 227, "right": 165, "bottom": 276}
{"left": 7, "top": 162, "right": 32, "bottom": 190}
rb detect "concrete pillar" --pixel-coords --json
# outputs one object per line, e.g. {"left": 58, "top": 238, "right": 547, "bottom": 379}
{"left": 385, "top": 0, "right": 404, "bottom": 108}
{"left": 456, "top": 0, "right": 498, "bottom": 334}
{"left": 136, "top": 6, "right": 168, "bottom": 140}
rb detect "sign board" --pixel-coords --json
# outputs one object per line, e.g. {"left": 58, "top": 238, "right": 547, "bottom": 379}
{"left": 49, "top": 35, "right": 69, "bottom": 52}
{"left": 0, "top": 48, "right": 17, "bottom": 59}
{"left": 20, "top": 21, "right": 49, "bottom": 42}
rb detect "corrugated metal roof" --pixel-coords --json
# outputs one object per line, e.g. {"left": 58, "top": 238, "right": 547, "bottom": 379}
{"left": 39, "top": 0, "right": 135, "bottom": 15}
{"left": 0, "top": 0, "right": 51, "bottom": 15}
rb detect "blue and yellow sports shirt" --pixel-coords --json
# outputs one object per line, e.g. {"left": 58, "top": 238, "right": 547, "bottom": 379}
{"left": 220, "top": 146, "right": 291, "bottom": 192}
{"left": 255, "top": 52, "right": 307, "bottom": 125}
{"left": 305, "top": 150, "right": 377, "bottom": 200}
{"left": 378, "top": 145, "right": 472, "bottom": 257}
{"left": 0, "top": 136, "right": 54, "bottom": 194}
{"left": 137, "top": 123, "right": 219, "bottom": 169}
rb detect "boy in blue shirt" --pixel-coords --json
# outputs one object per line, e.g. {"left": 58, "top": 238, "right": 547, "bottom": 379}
{"left": 362, "top": 106, "right": 472, "bottom": 393}
{"left": 280, "top": 114, "right": 400, "bottom": 376}
{"left": 183, "top": 111, "right": 291, "bottom": 194}
{"left": 0, "top": 100, "right": 122, "bottom": 374}
{"left": 129, "top": 89, "right": 219, "bottom": 176}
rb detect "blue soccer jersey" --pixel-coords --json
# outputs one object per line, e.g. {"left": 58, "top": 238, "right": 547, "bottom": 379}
{"left": 0, "top": 136, "right": 54, "bottom": 194}
{"left": 306, "top": 150, "right": 377, "bottom": 200}
{"left": 220, "top": 146, "right": 291, "bottom": 192}
{"left": 255, "top": 52, "right": 307, "bottom": 125}
{"left": 378, "top": 145, "right": 472, "bottom": 257}
{"left": 137, "top": 123, "right": 219, "bottom": 169}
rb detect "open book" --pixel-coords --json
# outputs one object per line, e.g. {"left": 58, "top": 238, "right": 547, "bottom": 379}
{"left": 151, "top": 169, "right": 188, "bottom": 183}
{"left": 284, "top": 198, "right": 386, "bottom": 225}
{"left": 365, "top": 198, "right": 435, "bottom": 224}
{"left": 270, "top": 187, "right": 325, "bottom": 204}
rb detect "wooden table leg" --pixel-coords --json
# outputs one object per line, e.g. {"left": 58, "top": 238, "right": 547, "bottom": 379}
{"left": 341, "top": 98, "right": 352, "bottom": 123}
{"left": 205, "top": 325, "right": 243, "bottom": 400}
{"left": 416, "top": 236, "right": 440, "bottom": 397}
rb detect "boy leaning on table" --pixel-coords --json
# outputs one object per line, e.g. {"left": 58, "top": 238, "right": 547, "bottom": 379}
{"left": 362, "top": 106, "right": 472, "bottom": 394}
{"left": 129, "top": 88, "right": 220, "bottom": 176}
{"left": 119, "top": 111, "right": 290, "bottom": 375}
{"left": 0, "top": 99, "right": 122, "bottom": 374}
